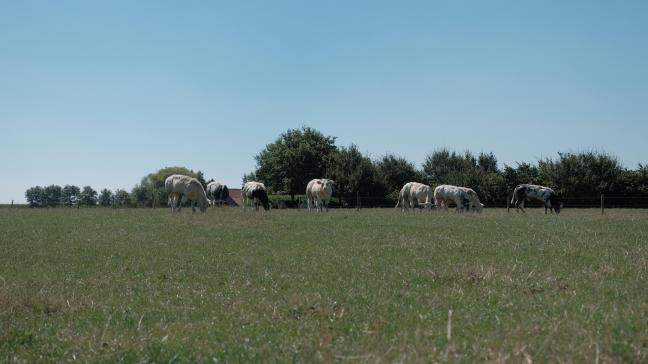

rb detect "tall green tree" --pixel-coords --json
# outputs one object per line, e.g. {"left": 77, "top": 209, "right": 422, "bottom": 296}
{"left": 62, "top": 184, "right": 80, "bottom": 206}
{"left": 538, "top": 151, "right": 623, "bottom": 197}
{"left": 375, "top": 154, "right": 419, "bottom": 197}
{"left": 79, "top": 186, "right": 98, "bottom": 206}
{"left": 621, "top": 164, "right": 648, "bottom": 194}
{"left": 114, "top": 189, "right": 131, "bottom": 207}
{"left": 25, "top": 186, "right": 45, "bottom": 207}
{"left": 252, "top": 127, "right": 337, "bottom": 200}
{"left": 43, "top": 185, "right": 62, "bottom": 207}
{"left": 98, "top": 189, "right": 113, "bottom": 207}
{"left": 327, "top": 144, "right": 378, "bottom": 200}
{"left": 422, "top": 149, "right": 478, "bottom": 186}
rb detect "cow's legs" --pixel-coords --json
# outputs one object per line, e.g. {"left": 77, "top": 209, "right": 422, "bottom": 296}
{"left": 171, "top": 193, "right": 176, "bottom": 212}
{"left": 170, "top": 193, "right": 177, "bottom": 212}
{"left": 453, "top": 197, "right": 462, "bottom": 213}
{"left": 545, "top": 201, "right": 554, "bottom": 214}
{"left": 178, "top": 194, "right": 188, "bottom": 212}
{"left": 518, "top": 200, "right": 526, "bottom": 213}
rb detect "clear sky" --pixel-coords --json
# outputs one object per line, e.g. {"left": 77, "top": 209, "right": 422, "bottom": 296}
{"left": 1, "top": 1, "right": 647, "bottom": 203}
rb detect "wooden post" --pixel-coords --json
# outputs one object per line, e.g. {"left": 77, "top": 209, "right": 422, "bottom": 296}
{"left": 356, "top": 191, "right": 361, "bottom": 211}
{"left": 506, "top": 196, "right": 510, "bottom": 213}
{"left": 601, "top": 194, "right": 604, "bottom": 214}
{"left": 11, "top": 200, "right": 14, "bottom": 207}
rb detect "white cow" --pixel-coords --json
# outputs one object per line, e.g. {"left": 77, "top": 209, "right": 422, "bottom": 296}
{"left": 396, "top": 182, "right": 433, "bottom": 212}
{"left": 242, "top": 181, "right": 270, "bottom": 211}
{"left": 206, "top": 181, "right": 229, "bottom": 207}
{"left": 458, "top": 186, "right": 484, "bottom": 212}
{"left": 306, "top": 179, "right": 334, "bottom": 212}
{"left": 434, "top": 184, "right": 483, "bottom": 213}
{"left": 511, "top": 184, "right": 563, "bottom": 214}
{"left": 164, "top": 174, "right": 209, "bottom": 213}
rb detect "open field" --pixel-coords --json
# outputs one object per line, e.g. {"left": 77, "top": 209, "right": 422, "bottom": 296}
{"left": 1, "top": 208, "right": 647, "bottom": 362}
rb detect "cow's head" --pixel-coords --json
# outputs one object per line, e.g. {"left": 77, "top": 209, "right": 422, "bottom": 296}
{"left": 198, "top": 198, "right": 209, "bottom": 212}
{"left": 550, "top": 195, "right": 563, "bottom": 214}
{"left": 321, "top": 179, "right": 335, "bottom": 192}
{"left": 252, "top": 189, "right": 270, "bottom": 211}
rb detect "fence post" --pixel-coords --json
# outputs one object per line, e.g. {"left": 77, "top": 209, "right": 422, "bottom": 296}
{"left": 356, "top": 191, "right": 361, "bottom": 211}
{"left": 601, "top": 194, "right": 604, "bottom": 214}
{"left": 506, "top": 196, "right": 509, "bottom": 213}
{"left": 11, "top": 200, "right": 14, "bottom": 207}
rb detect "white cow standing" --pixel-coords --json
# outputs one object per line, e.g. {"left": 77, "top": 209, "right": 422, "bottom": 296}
{"left": 434, "top": 184, "right": 483, "bottom": 213}
{"left": 306, "top": 179, "right": 334, "bottom": 212}
{"left": 164, "top": 174, "right": 209, "bottom": 213}
{"left": 242, "top": 181, "right": 270, "bottom": 211}
{"left": 396, "top": 182, "right": 434, "bottom": 212}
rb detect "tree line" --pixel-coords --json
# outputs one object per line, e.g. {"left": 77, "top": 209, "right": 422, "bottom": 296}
{"left": 245, "top": 127, "right": 648, "bottom": 207}
{"left": 25, "top": 126, "right": 648, "bottom": 207}
{"left": 25, "top": 167, "right": 208, "bottom": 208}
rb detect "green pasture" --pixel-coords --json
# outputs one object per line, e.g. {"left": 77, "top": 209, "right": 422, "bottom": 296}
{"left": 1, "top": 208, "right": 647, "bottom": 362}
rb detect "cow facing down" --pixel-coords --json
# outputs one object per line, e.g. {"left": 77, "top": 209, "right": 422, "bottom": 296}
{"left": 396, "top": 182, "right": 433, "bottom": 212}
{"left": 164, "top": 174, "right": 209, "bottom": 213}
{"left": 206, "top": 181, "right": 229, "bottom": 207}
{"left": 511, "top": 184, "right": 563, "bottom": 214}
{"left": 306, "top": 179, "right": 334, "bottom": 212}
{"left": 434, "top": 184, "right": 483, "bottom": 213}
{"left": 459, "top": 186, "right": 484, "bottom": 212}
{"left": 242, "top": 181, "right": 270, "bottom": 211}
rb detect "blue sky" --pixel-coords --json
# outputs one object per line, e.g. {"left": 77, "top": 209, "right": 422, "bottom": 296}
{"left": 1, "top": 1, "right": 647, "bottom": 203}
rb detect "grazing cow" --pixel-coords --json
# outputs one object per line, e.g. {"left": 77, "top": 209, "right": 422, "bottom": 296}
{"left": 511, "top": 184, "right": 563, "bottom": 214}
{"left": 396, "top": 182, "right": 433, "bottom": 212}
{"left": 458, "top": 187, "right": 484, "bottom": 212}
{"left": 206, "top": 181, "right": 229, "bottom": 207}
{"left": 164, "top": 174, "right": 209, "bottom": 213}
{"left": 434, "top": 184, "right": 483, "bottom": 212}
{"left": 242, "top": 181, "right": 270, "bottom": 211}
{"left": 306, "top": 179, "right": 335, "bottom": 212}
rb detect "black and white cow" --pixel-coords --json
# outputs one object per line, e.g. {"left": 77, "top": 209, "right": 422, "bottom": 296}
{"left": 206, "top": 181, "right": 229, "bottom": 207}
{"left": 242, "top": 181, "right": 270, "bottom": 211}
{"left": 511, "top": 184, "right": 563, "bottom": 214}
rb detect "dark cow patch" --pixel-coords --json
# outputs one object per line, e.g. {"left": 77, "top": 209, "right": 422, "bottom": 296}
{"left": 251, "top": 189, "right": 270, "bottom": 210}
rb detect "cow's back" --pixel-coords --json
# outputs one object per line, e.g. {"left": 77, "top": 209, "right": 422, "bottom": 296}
{"left": 165, "top": 174, "right": 189, "bottom": 194}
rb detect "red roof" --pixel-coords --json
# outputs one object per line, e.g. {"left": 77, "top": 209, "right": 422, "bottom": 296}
{"left": 227, "top": 189, "right": 242, "bottom": 207}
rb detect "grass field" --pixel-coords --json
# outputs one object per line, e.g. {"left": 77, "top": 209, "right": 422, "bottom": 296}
{"left": 1, "top": 208, "right": 647, "bottom": 363}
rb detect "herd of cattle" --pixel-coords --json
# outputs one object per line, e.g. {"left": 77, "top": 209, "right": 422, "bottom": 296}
{"left": 163, "top": 174, "right": 564, "bottom": 214}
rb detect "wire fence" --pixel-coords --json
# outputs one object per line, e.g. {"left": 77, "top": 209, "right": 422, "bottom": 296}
{"left": 275, "top": 194, "right": 648, "bottom": 210}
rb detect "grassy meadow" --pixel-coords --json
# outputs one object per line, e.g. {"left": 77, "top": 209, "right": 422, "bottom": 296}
{"left": 1, "top": 207, "right": 647, "bottom": 362}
